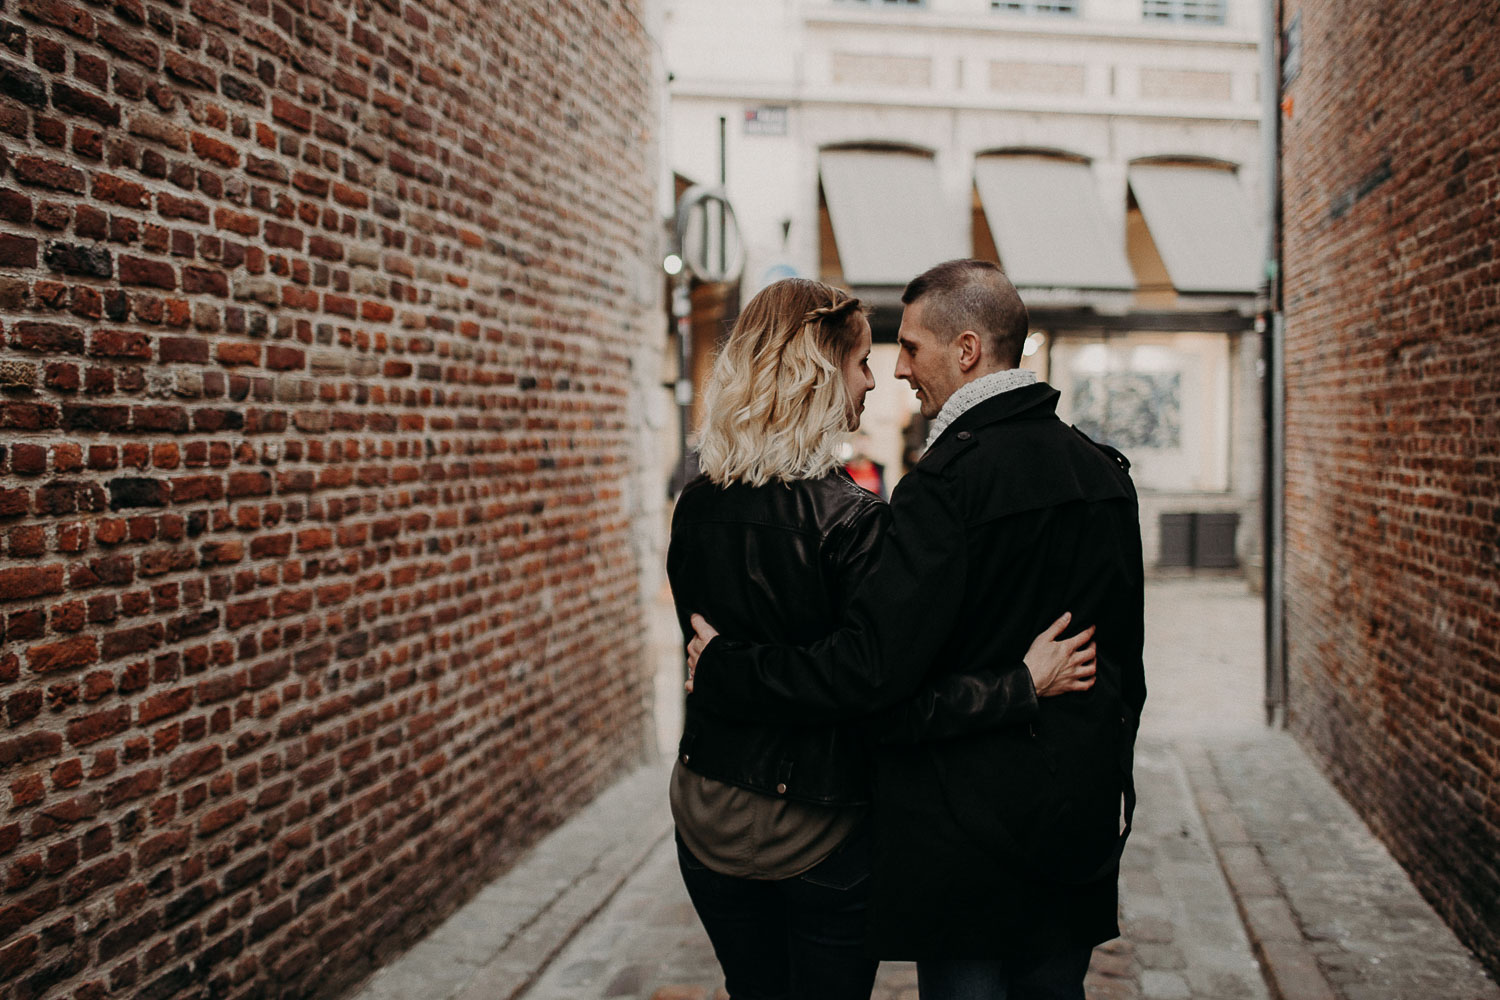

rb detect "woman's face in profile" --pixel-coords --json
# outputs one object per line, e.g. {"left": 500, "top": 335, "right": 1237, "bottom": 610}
{"left": 842, "top": 314, "right": 875, "bottom": 431}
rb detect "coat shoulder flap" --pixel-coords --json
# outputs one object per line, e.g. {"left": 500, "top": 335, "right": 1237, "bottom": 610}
{"left": 916, "top": 431, "right": 979, "bottom": 475}
{"left": 1069, "top": 424, "right": 1132, "bottom": 473}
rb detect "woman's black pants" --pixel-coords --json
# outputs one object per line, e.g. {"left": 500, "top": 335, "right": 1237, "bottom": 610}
{"left": 675, "top": 827, "right": 878, "bottom": 1000}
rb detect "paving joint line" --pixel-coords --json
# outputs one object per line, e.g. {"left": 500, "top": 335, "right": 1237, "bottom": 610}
{"left": 1181, "top": 740, "right": 1340, "bottom": 1000}
{"left": 348, "top": 761, "right": 674, "bottom": 1000}
{"left": 487, "top": 823, "right": 674, "bottom": 1000}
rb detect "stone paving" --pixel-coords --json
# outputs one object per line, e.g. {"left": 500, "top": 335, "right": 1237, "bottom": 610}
{"left": 1206, "top": 734, "right": 1500, "bottom": 1000}
{"left": 1106, "top": 739, "right": 1268, "bottom": 1000}
{"left": 349, "top": 580, "right": 1500, "bottom": 1000}
{"left": 349, "top": 764, "right": 673, "bottom": 1000}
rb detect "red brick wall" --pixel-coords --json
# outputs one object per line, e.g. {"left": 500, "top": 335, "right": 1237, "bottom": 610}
{"left": 1279, "top": 0, "right": 1500, "bottom": 973}
{"left": 0, "top": 0, "right": 659, "bottom": 995}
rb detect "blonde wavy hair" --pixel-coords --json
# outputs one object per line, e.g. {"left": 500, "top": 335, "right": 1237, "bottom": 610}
{"left": 698, "top": 278, "right": 865, "bottom": 487}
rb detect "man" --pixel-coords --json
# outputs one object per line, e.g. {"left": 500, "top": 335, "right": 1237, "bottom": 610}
{"left": 686, "top": 259, "right": 1146, "bottom": 999}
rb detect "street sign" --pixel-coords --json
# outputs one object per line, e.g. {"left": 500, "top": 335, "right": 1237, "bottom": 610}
{"left": 674, "top": 185, "right": 744, "bottom": 285}
{"left": 744, "top": 106, "right": 788, "bottom": 136}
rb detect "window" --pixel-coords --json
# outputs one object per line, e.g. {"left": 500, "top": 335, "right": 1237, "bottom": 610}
{"left": 1143, "top": 0, "right": 1225, "bottom": 24}
{"left": 993, "top": 1, "right": 1079, "bottom": 14}
{"left": 835, "top": 0, "right": 926, "bottom": 6}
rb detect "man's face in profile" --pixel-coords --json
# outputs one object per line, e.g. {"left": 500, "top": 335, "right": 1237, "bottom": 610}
{"left": 894, "top": 300, "right": 959, "bottom": 420}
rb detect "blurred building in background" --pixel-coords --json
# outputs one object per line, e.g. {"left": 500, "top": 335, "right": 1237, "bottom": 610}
{"left": 661, "top": 0, "right": 1269, "bottom": 576}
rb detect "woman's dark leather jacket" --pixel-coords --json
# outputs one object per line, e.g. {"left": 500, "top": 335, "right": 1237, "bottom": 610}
{"left": 669, "top": 469, "right": 886, "bottom": 805}
{"left": 667, "top": 468, "right": 1038, "bottom": 806}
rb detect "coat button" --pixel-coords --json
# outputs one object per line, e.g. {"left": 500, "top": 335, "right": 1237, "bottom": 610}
{"left": 680, "top": 753, "right": 690, "bottom": 764}
{"left": 776, "top": 783, "right": 787, "bottom": 794}
{"left": 956, "top": 431, "right": 972, "bottom": 440}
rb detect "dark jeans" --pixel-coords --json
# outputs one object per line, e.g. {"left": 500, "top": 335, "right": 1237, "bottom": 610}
{"left": 917, "top": 945, "right": 1094, "bottom": 1000}
{"left": 676, "top": 827, "right": 878, "bottom": 1000}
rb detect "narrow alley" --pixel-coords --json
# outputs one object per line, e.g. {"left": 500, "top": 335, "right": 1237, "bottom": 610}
{"left": 349, "top": 580, "right": 1500, "bottom": 1000}
{"left": 1, "top": 1, "right": 1495, "bottom": 996}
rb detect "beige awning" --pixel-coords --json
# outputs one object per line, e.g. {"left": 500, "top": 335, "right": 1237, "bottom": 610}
{"left": 819, "top": 150, "right": 965, "bottom": 286}
{"left": 974, "top": 156, "right": 1136, "bottom": 291}
{"left": 1127, "top": 165, "right": 1262, "bottom": 294}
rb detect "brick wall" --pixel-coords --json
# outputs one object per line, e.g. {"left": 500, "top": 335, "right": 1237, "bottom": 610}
{"left": 0, "top": 0, "right": 662, "bottom": 996}
{"left": 1279, "top": 0, "right": 1500, "bottom": 974}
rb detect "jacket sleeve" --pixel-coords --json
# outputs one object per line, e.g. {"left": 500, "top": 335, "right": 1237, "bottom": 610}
{"left": 690, "top": 467, "right": 970, "bottom": 724}
{"left": 871, "top": 664, "right": 1040, "bottom": 744}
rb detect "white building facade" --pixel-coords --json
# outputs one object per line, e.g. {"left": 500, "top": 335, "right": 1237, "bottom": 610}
{"left": 662, "top": 0, "right": 1267, "bottom": 574}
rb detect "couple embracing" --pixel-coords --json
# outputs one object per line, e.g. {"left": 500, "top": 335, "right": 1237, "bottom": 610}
{"left": 667, "top": 260, "right": 1146, "bottom": 1000}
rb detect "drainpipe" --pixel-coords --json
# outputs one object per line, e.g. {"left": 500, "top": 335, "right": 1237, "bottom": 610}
{"left": 1260, "top": 0, "right": 1287, "bottom": 727}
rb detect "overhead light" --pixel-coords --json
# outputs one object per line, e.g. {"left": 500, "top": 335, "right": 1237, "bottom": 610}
{"left": 1022, "top": 332, "right": 1046, "bottom": 358}
{"left": 663, "top": 253, "right": 684, "bottom": 276}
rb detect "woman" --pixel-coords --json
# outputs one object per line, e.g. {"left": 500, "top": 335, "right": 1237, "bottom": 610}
{"left": 665, "top": 278, "right": 1093, "bottom": 1000}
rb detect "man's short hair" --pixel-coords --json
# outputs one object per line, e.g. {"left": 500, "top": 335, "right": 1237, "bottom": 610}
{"left": 901, "top": 259, "right": 1029, "bottom": 368}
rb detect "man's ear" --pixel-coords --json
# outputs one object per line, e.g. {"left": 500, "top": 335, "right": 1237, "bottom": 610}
{"left": 956, "top": 330, "right": 983, "bottom": 372}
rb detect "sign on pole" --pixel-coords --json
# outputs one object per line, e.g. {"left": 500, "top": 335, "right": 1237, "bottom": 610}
{"left": 674, "top": 185, "right": 744, "bottom": 285}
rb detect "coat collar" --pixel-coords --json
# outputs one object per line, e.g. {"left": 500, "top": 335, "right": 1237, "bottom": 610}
{"left": 929, "top": 381, "right": 1060, "bottom": 448}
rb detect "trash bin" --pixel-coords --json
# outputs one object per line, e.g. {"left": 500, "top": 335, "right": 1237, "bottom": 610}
{"left": 1194, "top": 512, "right": 1240, "bottom": 569}
{"left": 1158, "top": 513, "right": 1194, "bottom": 568}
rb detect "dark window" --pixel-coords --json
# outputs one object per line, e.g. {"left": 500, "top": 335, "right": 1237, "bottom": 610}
{"left": 992, "top": 1, "right": 1080, "bottom": 14}
{"left": 1143, "top": 0, "right": 1226, "bottom": 24}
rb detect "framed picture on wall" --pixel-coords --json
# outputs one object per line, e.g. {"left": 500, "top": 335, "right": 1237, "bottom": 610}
{"left": 1052, "top": 332, "right": 1231, "bottom": 493}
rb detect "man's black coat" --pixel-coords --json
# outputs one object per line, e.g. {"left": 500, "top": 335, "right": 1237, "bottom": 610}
{"left": 691, "top": 382, "right": 1147, "bottom": 962}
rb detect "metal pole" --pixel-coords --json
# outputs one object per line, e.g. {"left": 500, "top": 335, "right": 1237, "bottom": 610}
{"left": 1260, "top": 0, "right": 1287, "bottom": 727}
{"left": 673, "top": 275, "right": 694, "bottom": 492}
{"left": 717, "top": 116, "right": 727, "bottom": 279}
{"left": 1268, "top": 315, "right": 1286, "bottom": 725}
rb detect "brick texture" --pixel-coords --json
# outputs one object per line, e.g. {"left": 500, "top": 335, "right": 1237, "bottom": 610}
{"left": 1279, "top": 0, "right": 1500, "bottom": 976}
{"left": 0, "top": 0, "right": 660, "bottom": 996}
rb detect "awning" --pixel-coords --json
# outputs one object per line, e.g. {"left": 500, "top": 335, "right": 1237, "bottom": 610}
{"left": 973, "top": 156, "right": 1135, "bottom": 291}
{"left": 819, "top": 150, "right": 965, "bottom": 286}
{"left": 1127, "top": 165, "right": 1262, "bottom": 294}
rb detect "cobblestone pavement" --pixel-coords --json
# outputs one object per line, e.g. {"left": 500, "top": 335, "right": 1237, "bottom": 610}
{"left": 352, "top": 580, "right": 1500, "bottom": 1000}
{"left": 513, "top": 741, "right": 1263, "bottom": 1000}
{"left": 1205, "top": 734, "right": 1500, "bottom": 1000}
